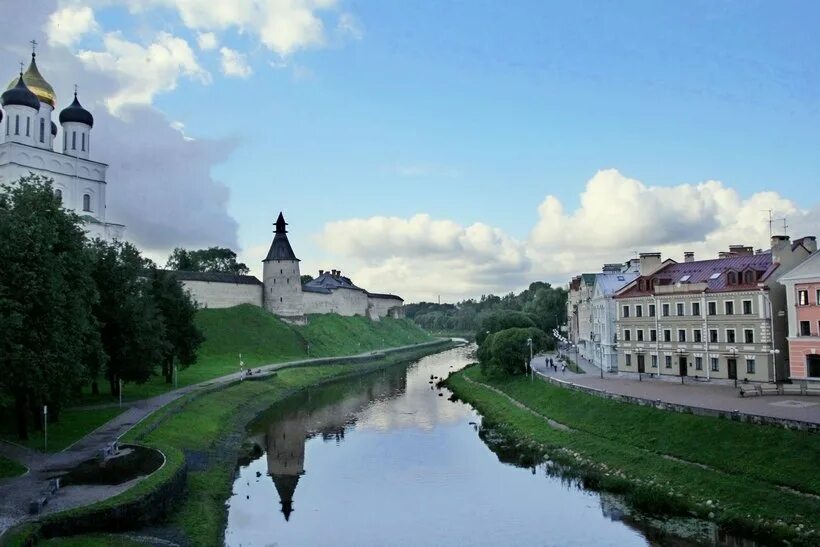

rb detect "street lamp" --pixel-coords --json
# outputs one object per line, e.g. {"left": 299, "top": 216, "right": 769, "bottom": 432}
{"left": 768, "top": 348, "right": 781, "bottom": 383}
{"left": 526, "top": 337, "right": 533, "bottom": 378}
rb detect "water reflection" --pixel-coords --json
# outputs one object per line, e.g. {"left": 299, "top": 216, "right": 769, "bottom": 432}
{"left": 225, "top": 346, "right": 727, "bottom": 546}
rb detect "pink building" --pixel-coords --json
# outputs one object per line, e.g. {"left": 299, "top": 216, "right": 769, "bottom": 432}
{"left": 781, "top": 248, "right": 820, "bottom": 380}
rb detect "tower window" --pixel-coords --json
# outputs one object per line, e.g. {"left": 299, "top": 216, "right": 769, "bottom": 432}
{"left": 39, "top": 118, "right": 44, "bottom": 142}
{"left": 81, "top": 133, "right": 85, "bottom": 151}
{"left": 26, "top": 116, "right": 30, "bottom": 136}
{"left": 15, "top": 115, "right": 19, "bottom": 135}
{"left": 82, "top": 193, "right": 91, "bottom": 212}
{"left": 55, "top": 189, "right": 62, "bottom": 202}
{"left": 280, "top": 297, "right": 283, "bottom": 303}
{"left": 72, "top": 131, "right": 76, "bottom": 150}
{"left": 5, "top": 118, "right": 8, "bottom": 135}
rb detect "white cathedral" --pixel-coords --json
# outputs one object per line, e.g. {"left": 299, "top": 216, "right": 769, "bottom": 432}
{"left": 0, "top": 50, "right": 124, "bottom": 240}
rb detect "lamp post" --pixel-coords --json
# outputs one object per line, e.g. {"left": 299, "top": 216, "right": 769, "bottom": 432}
{"left": 768, "top": 348, "right": 781, "bottom": 383}
{"left": 526, "top": 337, "right": 533, "bottom": 378}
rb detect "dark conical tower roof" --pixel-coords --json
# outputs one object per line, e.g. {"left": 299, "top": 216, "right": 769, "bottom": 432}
{"left": 264, "top": 212, "right": 299, "bottom": 261}
{"left": 2, "top": 74, "right": 39, "bottom": 110}
{"left": 59, "top": 91, "right": 94, "bottom": 127}
{"left": 271, "top": 473, "right": 301, "bottom": 521}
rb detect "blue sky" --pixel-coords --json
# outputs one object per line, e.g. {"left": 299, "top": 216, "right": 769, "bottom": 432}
{"left": 9, "top": 0, "right": 820, "bottom": 300}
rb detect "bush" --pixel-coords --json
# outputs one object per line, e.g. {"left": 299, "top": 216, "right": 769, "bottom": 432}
{"left": 479, "top": 327, "right": 547, "bottom": 377}
{"left": 475, "top": 311, "right": 537, "bottom": 346}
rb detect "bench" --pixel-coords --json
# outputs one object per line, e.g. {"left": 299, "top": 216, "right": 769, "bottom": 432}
{"left": 97, "top": 441, "right": 120, "bottom": 460}
{"left": 29, "top": 496, "right": 47, "bottom": 515}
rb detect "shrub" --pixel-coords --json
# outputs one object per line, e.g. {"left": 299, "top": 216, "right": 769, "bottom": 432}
{"left": 479, "top": 327, "right": 547, "bottom": 377}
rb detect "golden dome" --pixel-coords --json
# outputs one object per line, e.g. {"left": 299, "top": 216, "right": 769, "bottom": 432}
{"left": 6, "top": 54, "right": 55, "bottom": 108}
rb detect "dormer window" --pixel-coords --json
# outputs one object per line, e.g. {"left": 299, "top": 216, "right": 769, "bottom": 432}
{"left": 727, "top": 271, "right": 737, "bottom": 285}
{"left": 743, "top": 270, "right": 755, "bottom": 284}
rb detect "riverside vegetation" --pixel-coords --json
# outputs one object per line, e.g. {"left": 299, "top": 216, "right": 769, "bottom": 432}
{"left": 445, "top": 365, "right": 820, "bottom": 545}
{"left": 4, "top": 342, "right": 453, "bottom": 546}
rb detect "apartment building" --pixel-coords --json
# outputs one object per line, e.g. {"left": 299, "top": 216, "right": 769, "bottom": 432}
{"left": 613, "top": 236, "right": 816, "bottom": 384}
{"left": 781, "top": 250, "right": 820, "bottom": 380}
{"left": 587, "top": 262, "right": 640, "bottom": 372}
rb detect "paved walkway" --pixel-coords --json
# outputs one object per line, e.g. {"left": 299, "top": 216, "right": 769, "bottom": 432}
{"left": 0, "top": 339, "right": 451, "bottom": 534}
{"left": 531, "top": 352, "right": 820, "bottom": 425}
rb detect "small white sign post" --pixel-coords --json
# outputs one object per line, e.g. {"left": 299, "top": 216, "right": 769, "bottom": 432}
{"left": 43, "top": 405, "right": 48, "bottom": 452}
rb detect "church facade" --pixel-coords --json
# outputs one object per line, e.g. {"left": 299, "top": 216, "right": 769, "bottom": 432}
{"left": 0, "top": 50, "right": 124, "bottom": 240}
{"left": 175, "top": 213, "right": 405, "bottom": 321}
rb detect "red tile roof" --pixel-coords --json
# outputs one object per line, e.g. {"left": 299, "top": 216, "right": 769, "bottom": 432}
{"left": 615, "top": 252, "right": 773, "bottom": 298}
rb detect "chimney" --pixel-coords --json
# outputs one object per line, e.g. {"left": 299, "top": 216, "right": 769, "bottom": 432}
{"left": 728, "top": 245, "right": 753, "bottom": 256}
{"left": 319, "top": 269, "right": 324, "bottom": 276}
{"left": 602, "top": 263, "right": 622, "bottom": 273}
{"left": 684, "top": 252, "right": 694, "bottom": 263}
{"left": 771, "top": 235, "right": 790, "bottom": 264}
{"left": 797, "top": 236, "right": 817, "bottom": 254}
{"left": 718, "top": 251, "right": 733, "bottom": 259}
{"left": 638, "top": 253, "right": 662, "bottom": 276}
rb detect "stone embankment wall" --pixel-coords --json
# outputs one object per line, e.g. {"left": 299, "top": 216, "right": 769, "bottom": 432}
{"left": 181, "top": 279, "right": 263, "bottom": 309}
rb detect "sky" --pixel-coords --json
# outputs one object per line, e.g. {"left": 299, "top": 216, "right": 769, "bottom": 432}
{"left": 2, "top": 0, "right": 819, "bottom": 302}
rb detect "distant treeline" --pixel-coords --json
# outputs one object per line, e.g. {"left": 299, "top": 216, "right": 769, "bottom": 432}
{"left": 406, "top": 282, "right": 567, "bottom": 334}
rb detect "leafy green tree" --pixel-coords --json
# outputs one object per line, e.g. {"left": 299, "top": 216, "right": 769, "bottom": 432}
{"left": 149, "top": 269, "right": 204, "bottom": 384}
{"left": 90, "top": 240, "right": 165, "bottom": 395}
{"left": 479, "top": 327, "right": 548, "bottom": 377}
{"left": 300, "top": 274, "right": 314, "bottom": 285}
{"left": 166, "top": 247, "right": 249, "bottom": 274}
{"left": 0, "top": 175, "right": 99, "bottom": 439}
{"left": 476, "top": 310, "right": 536, "bottom": 345}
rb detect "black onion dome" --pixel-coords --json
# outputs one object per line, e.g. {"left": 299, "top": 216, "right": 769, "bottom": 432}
{"left": 59, "top": 93, "right": 94, "bottom": 127}
{"left": 2, "top": 75, "right": 40, "bottom": 110}
{"left": 51, "top": 120, "right": 57, "bottom": 136}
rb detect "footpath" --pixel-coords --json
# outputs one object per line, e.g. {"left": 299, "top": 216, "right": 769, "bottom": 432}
{"left": 0, "top": 339, "right": 453, "bottom": 534}
{"left": 531, "top": 352, "right": 820, "bottom": 426}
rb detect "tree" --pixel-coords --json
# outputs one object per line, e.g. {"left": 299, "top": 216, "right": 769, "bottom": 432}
{"left": 478, "top": 327, "right": 548, "bottom": 378}
{"left": 89, "top": 240, "right": 165, "bottom": 395}
{"left": 300, "top": 274, "right": 314, "bottom": 285}
{"left": 148, "top": 269, "right": 204, "bottom": 383}
{"left": 476, "top": 310, "right": 536, "bottom": 345}
{"left": 0, "top": 175, "right": 99, "bottom": 439}
{"left": 166, "top": 247, "right": 249, "bottom": 274}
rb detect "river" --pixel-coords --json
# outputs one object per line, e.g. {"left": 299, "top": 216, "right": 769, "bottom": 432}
{"left": 223, "top": 344, "right": 713, "bottom": 546}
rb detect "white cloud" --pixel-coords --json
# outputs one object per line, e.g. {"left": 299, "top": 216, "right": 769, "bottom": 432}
{"left": 219, "top": 47, "right": 252, "bottom": 78}
{"left": 312, "top": 170, "right": 818, "bottom": 302}
{"left": 45, "top": 4, "right": 99, "bottom": 47}
{"left": 337, "top": 12, "right": 363, "bottom": 40}
{"left": 136, "top": 0, "right": 339, "bottom": 57}
{"left": 196, "top": 31, "right": 218, "bottom": 50}
{"left": 77, "top": 31, "right": 210, "bottom": 116}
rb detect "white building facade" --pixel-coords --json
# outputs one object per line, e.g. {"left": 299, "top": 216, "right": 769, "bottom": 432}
{"left": 0, "top": 52, "right": 124, "bottom": 240}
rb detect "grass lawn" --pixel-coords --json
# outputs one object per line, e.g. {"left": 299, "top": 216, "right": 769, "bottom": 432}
{"left": 39, "top": 534, "right": 145, "bottom": 546}
{"left": 445, "top": 365, "right": 820, "bottom": 544}
{"left": 0, "top": 407, "right": 124, "bottom": 453}
{"left": 0, "top": 455, "right": 26, "bottom": 478}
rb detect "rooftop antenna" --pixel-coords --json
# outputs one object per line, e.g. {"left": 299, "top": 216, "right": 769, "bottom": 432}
{"left": 778, "top": 217, "right": 789, "bottom": 236}
{"left": 763, "top": 209, "right": 774, "bottom": 237}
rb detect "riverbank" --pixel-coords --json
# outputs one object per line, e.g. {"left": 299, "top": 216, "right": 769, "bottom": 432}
{"left": 3, "top": 341, "right": 456, "bottom": 547}
{"left": 445, "top": 365, "right": 820, "bottom": 545}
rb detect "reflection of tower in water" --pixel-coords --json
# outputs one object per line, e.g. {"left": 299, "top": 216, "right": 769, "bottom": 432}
{"left": 261, "top": 366, "right": 406, "bottom": 521}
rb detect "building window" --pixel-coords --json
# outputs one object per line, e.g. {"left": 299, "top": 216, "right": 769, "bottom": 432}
{"left": 650, "top": 329, "right": 657, "bottom": 342}
{"left": 623, "top": 329, "right": 631, "bottom": 341}
{"left": 72, "top": 131, "right": 76, "bottom": 150}
{"left": 665, "top": 355, "right": 672, "bottom": 368}
{"left": 280, "top": 269, "right": 283, "bottom": 274}
{"left": 744, "top": 329, "right": 754, "bottom": 344}
{"left": 622, "top": 305, "right": 630, "bottom": 318}
{"left": 676, "top": 303, "right": 684, "bottom": 316}
{"left": 636, "top": 305, "right": 643, "bottom": 317}
{"left": 663, "top": 329, "right": 671, "bottom": 342}
{"left": 800, "top": 321, "right": 811, "bottom": 336}
{"left": 651, "top": 355, "right": 658, "bottom": 368}
{"left": 692, "top": 302, "right": 700, "bottom": 316}
{"left": 39, "top": 118, "right": 44, "bottom": 142}
{"left": 5, "top": 117, "right": 8, "bottom": 135}
{"left": 678, "top": 329, "right": 686, "bottom": 342}
{"left": 708, "top": 301, "right": 717, "bottom": 316}
{"left": 743, "top": 300, "right": 753, "bottom": 315}
{"left": 695, "top": 357, "right": 703, "bottom": 370}
{"left": 82, "top": 193, "right": 91, "bottom": 212}
{"left": 709, "top": 329, "right": 718, "bottom": 343}
{"left": 280, "top": 297, "right": 283, "bottom": 302}
{"left": 15, "top": 115, "right": 19, "bottom": 135}
{"left": 725, "top": 301, "right": 734, "bottom": 315}
{"left": 662, "top": 303, "right": 670, "bottom": 317}
{"left": 726, "top": 329, "right": 736, "bottom": 344}
{"left": 637, "top": 329, "right": 644, "bottom": 342}
{"left": 649, "top": 304, "right": 656, "bottom": 317}
{"left": 727, "top": 271, "right": 737, "bottom": 285}
{"left": 694, "top": 329, "right": 702, "bottom": 343}
{"left": 817, "top": 289, "right": 820, "bottom": 305}
{"left": 746, "top": 359, "right": 755, "bottom": 374}
{"left": 26, "top": 116, "right": 30, "bottom": 136}
{"left": 798, "top": 290, "right": 809, "bottom": 306}
{"left": 54, "top": 189, "right": 62, "bottom": 202}
{"left": 711, "top": 357, "right": 719, "bottom": 372}
{"left": 81, "top": 133, "right": 86, "bottom": 151}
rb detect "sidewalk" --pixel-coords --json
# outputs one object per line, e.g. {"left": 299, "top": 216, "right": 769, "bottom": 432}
{"left": 530, "top": 352, "right": 820, "bottom": 425}
{"left": 0, "top": 339, "right": 452, "bottom": 533}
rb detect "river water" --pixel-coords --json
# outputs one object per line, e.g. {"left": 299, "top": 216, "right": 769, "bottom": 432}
{"left": 223, "top": 344, "right": 703, "bottom": 546}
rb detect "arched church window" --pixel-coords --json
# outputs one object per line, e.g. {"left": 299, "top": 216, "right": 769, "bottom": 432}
{"left": 54, "top": 189, "right": 62, "bottom": 202}
{"left": 15, "top": 115, "right": 19, "bottom": 135}
{"left": 26, "top": 117, "right": 30, "bottom": 136}
{"left": 280, "top": 297, "right": 283, "bottom": 303}
{"left": 83, "top": 193, "right": 91, "bottom": 212}
{"left": 39, "top": 118, "right": 45, "bottom": 143}
{"left": 72, "top": 131, "right": 76, "bottom": 150}
{"left": 82, "top": 133, "right": 86, "bottom": 151}
{"left": 5, "top": 118, "right": 8, "bottom": 135}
